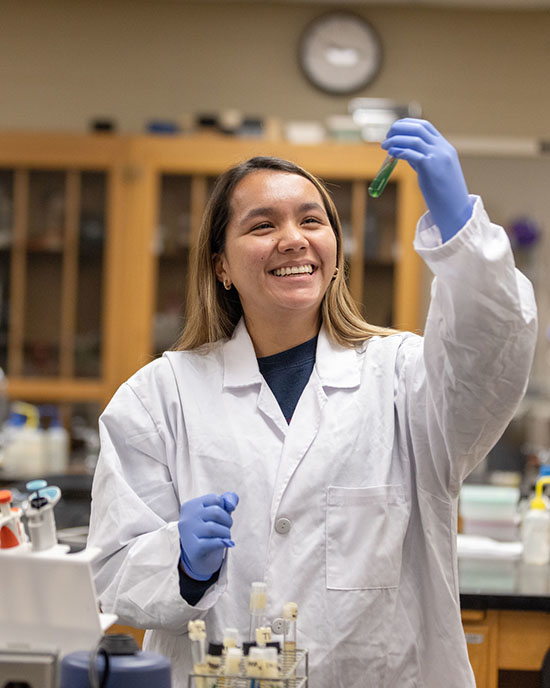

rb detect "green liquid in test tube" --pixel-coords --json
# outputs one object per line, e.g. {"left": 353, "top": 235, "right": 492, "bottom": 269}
{"left": 368, "top": 155, "right": 398, "bottom": 198}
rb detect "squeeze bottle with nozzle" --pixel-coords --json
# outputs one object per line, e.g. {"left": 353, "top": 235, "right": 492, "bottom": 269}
{"left": 522, "top": 476, "right": 550, "bottom": 565}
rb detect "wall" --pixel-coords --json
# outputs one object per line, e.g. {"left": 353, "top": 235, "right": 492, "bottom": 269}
{"left": 0, "top": 0, "right": 549, "bottom": 138}
{"left": 1, "top": 0, "right": 548, "bottom": 400}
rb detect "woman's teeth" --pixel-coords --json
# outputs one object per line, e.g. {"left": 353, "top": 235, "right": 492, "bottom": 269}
{"left": 272, "top": 265, "right": 314, "bottom": 277}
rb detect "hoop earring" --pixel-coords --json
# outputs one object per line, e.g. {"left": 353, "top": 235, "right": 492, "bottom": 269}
{"left": 223, "top": 279, "right": 232, "bottom": 291}
{"left": 332, "top": 267, "right": 339, "bottom": 280}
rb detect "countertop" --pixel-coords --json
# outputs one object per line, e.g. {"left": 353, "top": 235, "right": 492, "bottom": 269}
{"left": 459, "top": 557, "right": 550, "bottom": 612}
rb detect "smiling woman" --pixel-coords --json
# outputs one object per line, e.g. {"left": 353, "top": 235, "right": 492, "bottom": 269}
{"left": 176, "top": 155, "right": 395, "bottom": 355}
{"left": 88, "top": 123, "right": 537, "bottom": 688}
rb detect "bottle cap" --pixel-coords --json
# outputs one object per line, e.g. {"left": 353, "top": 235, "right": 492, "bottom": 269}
{"left": 282, "top": 602, "right": 298, "bottom": 619}
{"left": 266, "top": 641, "right": 281, "bottom": 653}
{"left": 0, "top": 490, "right": 12, "bottom": 504}
{"left": 242, "top": 641, "right": 257, "bottom": 656}
{"left": 207, "top": 642, "right": 223, "bottom": 656}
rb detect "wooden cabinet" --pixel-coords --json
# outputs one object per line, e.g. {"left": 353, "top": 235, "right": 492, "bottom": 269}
{"left": 0, "top": 133, "right": 130, "bottom": 446}
{"left": 463, "top": 609, "right": 499, "bottom": 688}
{"left": 0, "top": 132, "right": 425, "bottom": 458}
{"left": 462, "top": 608, "right": 550, "bottom": 687}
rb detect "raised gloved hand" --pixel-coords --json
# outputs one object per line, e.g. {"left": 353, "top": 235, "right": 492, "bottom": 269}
{"left": 381, "top": 118, "right": 474, "bottom": 242}
{"left": 178, "top": 491, "right": 239, "bottom": 581}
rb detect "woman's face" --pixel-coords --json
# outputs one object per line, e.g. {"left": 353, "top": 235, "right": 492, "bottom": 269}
{"left": 215, "top": 170, "right": 338, "bottom": 327}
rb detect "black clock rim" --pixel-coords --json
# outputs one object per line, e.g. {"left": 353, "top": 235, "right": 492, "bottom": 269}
{"left": 297, "top": 10, "right": 384, "bottom": 96}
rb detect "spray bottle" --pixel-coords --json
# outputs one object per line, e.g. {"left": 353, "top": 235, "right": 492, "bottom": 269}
{"left": 2, "top": 402, "right": 44, "bottom": 476}
{"left": 522, "top": 476, "right": 550, "bottom": 565}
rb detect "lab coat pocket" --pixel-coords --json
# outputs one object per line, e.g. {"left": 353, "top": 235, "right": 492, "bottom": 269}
{"left": 326, "top": 485, "right": 408, "bottom": 590}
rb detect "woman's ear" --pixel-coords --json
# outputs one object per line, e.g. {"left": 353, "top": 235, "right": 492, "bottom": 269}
{"left": 213, "top": 253, "right": 226, "bottom": 284}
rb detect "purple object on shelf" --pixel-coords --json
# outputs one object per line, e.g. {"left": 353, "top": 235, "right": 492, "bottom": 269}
{"left": 509, "top": 216, "right": 541, "bottom": 248}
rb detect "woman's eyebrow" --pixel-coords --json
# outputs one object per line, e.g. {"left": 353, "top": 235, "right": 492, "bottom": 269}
{"left": 240, "top": 202, "right": 326, "bottom": 224}
{"left": 241, "top": 206, "right": 276, "bottom": 224}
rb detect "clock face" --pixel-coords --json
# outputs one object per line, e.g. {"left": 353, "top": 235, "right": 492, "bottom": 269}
{"left": 298, "top": 12, "right": 382, "bottom": 95}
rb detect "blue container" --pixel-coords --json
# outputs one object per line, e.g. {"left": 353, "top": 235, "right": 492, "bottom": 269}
{"left": 60, "top": 635, "right": 171, "bottom": 688}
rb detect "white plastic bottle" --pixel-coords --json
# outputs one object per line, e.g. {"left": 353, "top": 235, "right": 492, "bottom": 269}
{"left": 522, "top": 476, "right": 550, "bottom": 565}
{"left": 44, "top": 413, "right": 70, "bottom": 475}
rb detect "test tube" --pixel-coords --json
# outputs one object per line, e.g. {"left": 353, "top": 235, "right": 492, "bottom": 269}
{"left": 188, "top": 620, "right": 207, "bottom": 688}
{"left": 223, "top": 627, "right": 240, "bottom": 653}
{"left": 246, "top": 647, "right": 264, "bottom": 688}
{"left": 282, "top": 602, "right": 298, "bottom": 684}
{"left": 205, "top": 642, "right": 223, "bottom": 688}
{"left": 368, "top": 155, "right": 398, "bottom": 198}
{"left": 261, "top": 646, "right": 279, "bottom": 688}
{"left": 223, "top": 647, "right": 242, "bottom": 688}
{"left": 248, "top": 581, "right": 267, "bottom": 642}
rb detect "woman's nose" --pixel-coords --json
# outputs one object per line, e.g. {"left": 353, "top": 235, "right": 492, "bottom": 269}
{"left": 278, "top": 223, "right": 308, "bottom": 252}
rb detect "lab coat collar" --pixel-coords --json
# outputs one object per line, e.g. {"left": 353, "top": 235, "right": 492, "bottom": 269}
{"left": 222, "top": 318, "right": 361, "bottom": 390}
{"left": 316, "top": 324, "right": 361, "bottom": 389}
{"left": 222, "top": 319, "right": 263, "bottom": 388}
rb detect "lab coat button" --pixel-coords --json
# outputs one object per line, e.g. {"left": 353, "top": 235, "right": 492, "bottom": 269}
{"left": 275, "top": 517, "right": 292, "bottom": 534}
{"left": 271, "top": 617, "right": 285, "bottom": 635}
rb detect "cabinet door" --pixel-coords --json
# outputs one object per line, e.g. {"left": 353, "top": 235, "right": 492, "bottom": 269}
{"left": 0, "top": 168, "right": 108, "bottom": 379}
{"left": 153, "top": 173, "right": 210, "bottom": 356}
{"left": 464, "top": 622, "right": 491, "bottom": 688}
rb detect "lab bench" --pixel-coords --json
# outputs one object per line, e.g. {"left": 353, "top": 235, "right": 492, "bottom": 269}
{"left": 460, "top": 558, "right": 550, "bottom": 688}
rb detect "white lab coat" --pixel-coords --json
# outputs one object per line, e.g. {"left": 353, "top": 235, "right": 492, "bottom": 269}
{"left": 88, "top": 197, "right": 537, "bottom": 688}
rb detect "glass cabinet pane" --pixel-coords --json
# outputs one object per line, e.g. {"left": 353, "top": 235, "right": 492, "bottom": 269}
{"left": 153, "top": 174, "right": 192, "bottom": 355}
{"left": 23, "top": 171, "right": 65, "bottom": 375}
{"left": 28, "top": 171, "right": 66, "bottom": 251}
{"left": 326, "top": 180, "right": 354, "bottom": 265}
{"left": 76, "top": 172, "right": 107, "bottom": 377}
{"left": 0, "top": 170, "right": 13, "bottom": 371}
{"left": 362, "top": 181, "right": 398, "bottom": 328}
{"left": 23, "top": 251, "right": 63, "bottom": 375}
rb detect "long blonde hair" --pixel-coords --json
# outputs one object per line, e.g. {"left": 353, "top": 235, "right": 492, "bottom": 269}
{"left": 175, "top": 156, "right": 396, "bottom": 351}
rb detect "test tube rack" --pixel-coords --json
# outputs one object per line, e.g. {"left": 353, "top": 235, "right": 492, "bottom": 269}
{"left": 188, "top": 648, "right": 308, "bottom": 687}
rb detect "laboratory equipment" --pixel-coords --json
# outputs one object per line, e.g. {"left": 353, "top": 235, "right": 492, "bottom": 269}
{"left": 368, "top": 155, "right": 398, "bottom": 198}
{"left": 249, "top": 581, "right": 268, "bottom": 641}
{"left": 0, "top": 489, "right": 25, "bottom": 548}
{"left": 189, "top": 648, "right": 308, "bottom": 688}
{"left": 522, "top": 476, "right": 550, "bottom": 565}
{"left": 60, "top": 634, "right": 171, "bottom": 688}
{"left": 24, "top": 478, "right": 61, "bottom": 551}
{"left": 0, "top": 476, "right": 160, "bottom": 688}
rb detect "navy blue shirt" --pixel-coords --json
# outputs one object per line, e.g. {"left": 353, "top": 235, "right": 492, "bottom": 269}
{"left": 257, "top": 335, "right": 318, "bottom": 423}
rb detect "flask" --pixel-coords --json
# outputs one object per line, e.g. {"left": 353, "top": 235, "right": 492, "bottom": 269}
{"left": 522, "top": 476, "right": 550, "bottom": 565}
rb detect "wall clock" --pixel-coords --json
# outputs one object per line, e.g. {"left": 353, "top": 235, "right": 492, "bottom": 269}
{"left": 298, "top": 12, "right": 383, "bottom": 95}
